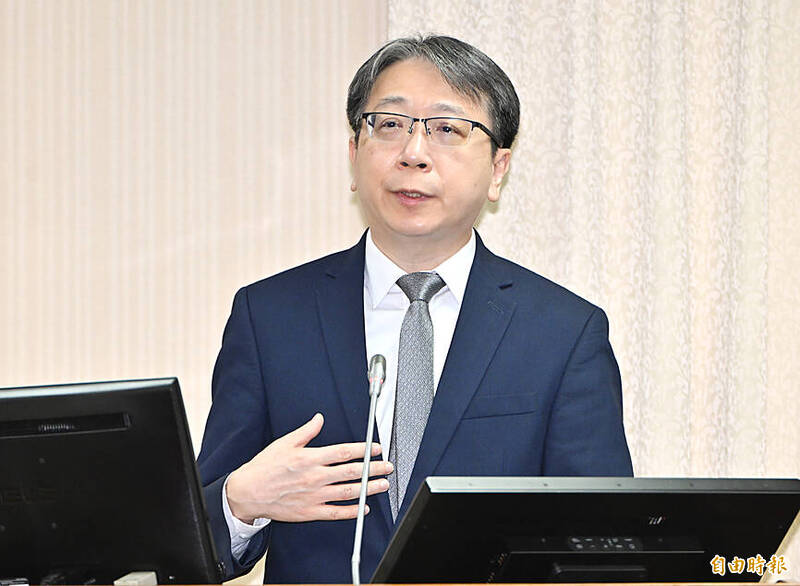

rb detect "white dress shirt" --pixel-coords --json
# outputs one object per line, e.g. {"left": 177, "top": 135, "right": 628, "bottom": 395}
{"left": 224, "top": 229, "right": 476, "bottom": 558}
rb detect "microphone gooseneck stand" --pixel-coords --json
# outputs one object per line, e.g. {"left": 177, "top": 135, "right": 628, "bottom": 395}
{"left": 351, "top": 354, "right": 386, "bottom": 586}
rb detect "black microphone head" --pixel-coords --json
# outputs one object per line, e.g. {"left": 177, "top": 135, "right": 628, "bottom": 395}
{"left": 368, "top": 354, "right": 386, "bottom": 385}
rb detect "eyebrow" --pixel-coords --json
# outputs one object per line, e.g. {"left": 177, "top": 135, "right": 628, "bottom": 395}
{"left": 374, "top": 96, "right": 407, "bottom": 109}
{"left": 372, "top": 97, "right": 468, "bottom": 117}
{"left": 429, "top": 102, "right": 467, "bottom": 116}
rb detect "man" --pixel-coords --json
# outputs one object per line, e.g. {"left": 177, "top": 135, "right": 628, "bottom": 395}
{"left": 197, "top": 35, "right": 633, "bottom": 584}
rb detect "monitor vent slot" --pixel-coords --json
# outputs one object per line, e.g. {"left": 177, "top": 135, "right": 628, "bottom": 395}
{"left": 0, "top": 413, "right": 130, "bottom": 438}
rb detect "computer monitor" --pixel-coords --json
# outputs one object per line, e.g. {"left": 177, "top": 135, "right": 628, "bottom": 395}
{"left": 372, "top": 476, "right": 800, "bottom": 583}
{"left": 0, "top": 378, "right": 223, "bottom": 584}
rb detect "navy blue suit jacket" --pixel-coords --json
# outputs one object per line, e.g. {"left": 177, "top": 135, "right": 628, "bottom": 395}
{"left": 197, "top": 232, "right": 633, "bottom": 583}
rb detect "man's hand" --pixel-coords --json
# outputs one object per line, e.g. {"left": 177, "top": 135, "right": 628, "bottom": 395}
{"left": 226, "top": 413, "right": 393, "bottom": 523}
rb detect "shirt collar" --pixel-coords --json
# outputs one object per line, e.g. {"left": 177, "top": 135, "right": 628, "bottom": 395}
{"left": 364, "top": 229, "right": 476, "bottom": 309}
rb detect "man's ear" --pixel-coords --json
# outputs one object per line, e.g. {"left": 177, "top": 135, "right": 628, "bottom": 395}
{"left": 488, "top": 148, "right": 512, "bottom": 203}
{"left": 349, "top": 135, "right": 358, "bottom": 164}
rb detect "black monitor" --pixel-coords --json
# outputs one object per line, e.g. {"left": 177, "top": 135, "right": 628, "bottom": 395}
{"left": 372, "top": 476, "right": 800, "bottom": 583}
{"left": 0, "top": 378, "right": 223, "bottom": 585}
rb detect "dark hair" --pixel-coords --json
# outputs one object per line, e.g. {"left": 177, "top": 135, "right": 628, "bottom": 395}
{"left": 347, "top": 35, "right": 520, "bottom": 150}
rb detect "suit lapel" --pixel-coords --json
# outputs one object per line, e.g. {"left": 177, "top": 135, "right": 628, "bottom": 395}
{"left": 397, "top": 236, "right": 516, "bottom": 520}
{"left": 315, "top": 234, "right": 370, "bottom": 442}
{"left": 314, "top": 233, "right": 395, "bottom": 532}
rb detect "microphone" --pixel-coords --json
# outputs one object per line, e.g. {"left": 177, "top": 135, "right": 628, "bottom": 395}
{"left": 367, "top": 354, "right": 386, "bottom": 400}
{"left": 351, "top": 354, "right": 386, "bottom": 586}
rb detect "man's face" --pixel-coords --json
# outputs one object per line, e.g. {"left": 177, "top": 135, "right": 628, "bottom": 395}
{"left": 349, "top": 58, "right": 511, "bottom": 262}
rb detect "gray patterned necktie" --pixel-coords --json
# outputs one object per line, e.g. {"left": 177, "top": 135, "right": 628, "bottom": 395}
{"left": 388, "top": 271, "right": 446, "bottom": 520}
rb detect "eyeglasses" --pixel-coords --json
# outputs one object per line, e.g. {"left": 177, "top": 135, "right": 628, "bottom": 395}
{"left": 361, "top": 112, "right": 501, "bottom": 147}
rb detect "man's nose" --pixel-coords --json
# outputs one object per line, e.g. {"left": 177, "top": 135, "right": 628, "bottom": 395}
{"left": 397, "top": 121, "right": 432, "bottom": 170}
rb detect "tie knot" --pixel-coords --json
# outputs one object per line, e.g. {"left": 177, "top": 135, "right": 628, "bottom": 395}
{"left": 396, "top": 272, "right": 446, "bottom": 303}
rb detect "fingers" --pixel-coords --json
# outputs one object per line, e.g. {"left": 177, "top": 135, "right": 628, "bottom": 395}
{"left": 282, "top": 416, "right": 383, "bottom": 464}
{"left": 311, "top": 503, "right": 369, "bottom": 521}
{"left": 319, "top": 477, "right": 390, "bottom": 504}
{"left": 311, "top": 441, "right": 382, "bottom": 465}
{"left": 285, "top": 412, "right": 324, "bottom": 448}
{"left": 322, "top": 458, "right": 394, "bottom": 485}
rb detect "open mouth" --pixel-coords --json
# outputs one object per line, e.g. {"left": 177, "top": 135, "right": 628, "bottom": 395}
{"left": 395, "top": 189, "right": 430, "bottom": 201}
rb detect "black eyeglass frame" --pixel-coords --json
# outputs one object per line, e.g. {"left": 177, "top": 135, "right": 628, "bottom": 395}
{"left": 361, "top": 111, "right": 501, "bottom": 148}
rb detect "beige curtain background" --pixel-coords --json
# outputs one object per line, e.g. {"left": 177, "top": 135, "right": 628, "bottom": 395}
{"left": 2, "top": 0, "right": 799, "bottom": 582}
